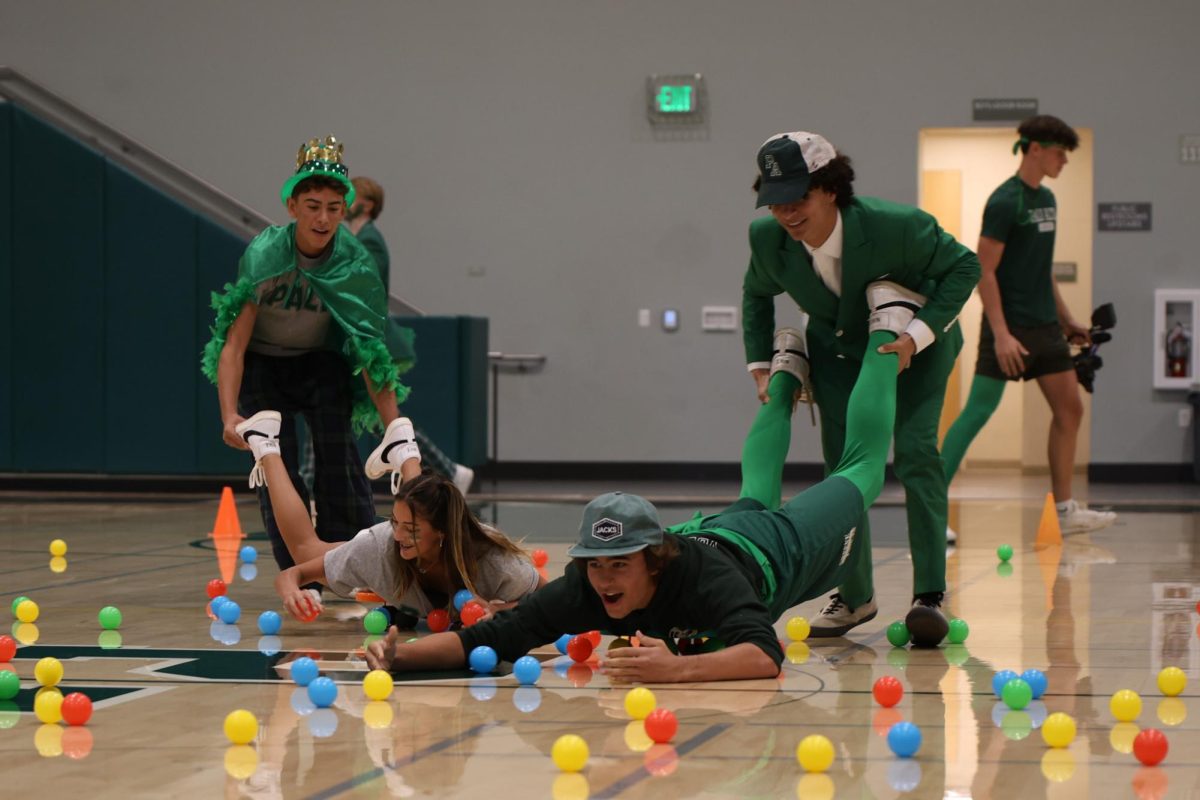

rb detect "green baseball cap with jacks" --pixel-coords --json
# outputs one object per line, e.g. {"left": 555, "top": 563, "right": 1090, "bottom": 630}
{"left": 280, "top": 135, "right": 356, "bottom": 208}
{"left": 567, "top": 492, "right": 664, "bottom": 558}
{"left": 755, "top": 131, "right": 837, "bottom": 208}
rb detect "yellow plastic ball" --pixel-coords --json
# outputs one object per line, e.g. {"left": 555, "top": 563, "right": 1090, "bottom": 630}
{"left": 786, "top": 616, "right": 811, "bottom": 642}
{"left": 35, "top": 723, "right": 64, "bottom": 758}
{"left": 1109, "top": 722, "right": 1139, "bottom": 753}
{"left": 624, "top": 687, "right": 656, "bottom": 720}
{"left": 224, "top": 745, "right": 259, "bottom": 780}
{"left": 223, "top": 709, "right": 259, "bottom": 745}
{"left": 552, "top": 773, "right": 590, "bottom": 800}
{"left": 551, "top": 734, "right": 589, "bottom": 773}
{"left": 1157, "top": 667, "right": 1186, "bottom": 697}
{"left": 796, "top": 734, "right": 835, "bottom": 773}
{"left": 49, "top": 539, "right": 67, "bottom": 557}
{"left": 623, "top": 719, "right": 654, "bottom": 752}
{"left": 49, "top": 557, "right": 67, "bottom": 574}
{"left": 1041, "top": 712, "right": 1076, "bottom": 748}
{"left": 1109, "top": 689, "right": 1141, "bottom": 722}
{"left": 16, "top": 600, "right": 39, "bottom": 624}
{"left": 1040, "top": 748, "right": 1075, "bottom": 782}
{"left": 362, "top": 669, "right": 393, "bottom": 701}
{"left": 363, "top": 701, "right": 394, "bottom": 730}
{"left": 786, "top": 641, "right": 811, "bottom": 665}
{"left": 1157, "top": 697, "right": 1187, "bottom": 727}
{"left": 34, "top": 689, "right": 63, "bottom": 724}
{"left": 796, "top": 773, "right": 835, "bottom": 800}
{"left": 35, "top": 657, "right": 63, "bottom": 687}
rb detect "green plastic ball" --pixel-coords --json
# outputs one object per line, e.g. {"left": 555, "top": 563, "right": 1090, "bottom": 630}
{"left": 947, "top": 618, "right": 970, "bottom": 644}
{"left": 997, "top": 544, "right": 1014, "bottom": 562}
{"left": 98, "top": 606, "right": 122, "bottom": 630}
{"left": 0, "top": 670, "right": 19, "bottom": 700}
{"left": 10, "top": 597, "right": 29, "bottom": 617}
{"left": 886, "top": 621, "right": 911, "bottom": 648}
{"left": 363, "top": 609, "right": 389, "bottom": 635}
{"left": 1002, "top": 678, "right": 1033, "bottom": 710}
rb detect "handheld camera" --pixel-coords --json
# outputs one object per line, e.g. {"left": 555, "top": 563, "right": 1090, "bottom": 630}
{"left": 1072, "top": 303, "right": 1115, "bottom": 394}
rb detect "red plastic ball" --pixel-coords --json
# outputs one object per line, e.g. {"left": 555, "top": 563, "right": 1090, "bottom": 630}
{"left": 61, "top": 692, "right": 93, "bottom": 726}
{"left": 1133, "top": 728, "right": 1169, "bottom": 766}
{"left": 297, "top": 600, "right": 320, "bottom": 623}
{"left": 0, "top": 634, "right": 15, "bottom": 661}
{"left": 873, "top": 675, "right": 904, "bottom": 708}
{"left": 427, "top": 609, "right": 451, "bottom": 633}
{"left": 531, "top": 549, "right": 549, "bottom": 568}
{"left": 644, "top": 708, "right": 678, "bottom": 744}
{"left": 206, "top": 579, "right": 227, "bottom": 599}
{"left": 566, "top": 635, "right": 594, "bottom": 663}
{"left": 460, "top": 602, "right": 487, "bottom": 627}
{"left": 583, "top": 630, "right": 602, "bottom": 649}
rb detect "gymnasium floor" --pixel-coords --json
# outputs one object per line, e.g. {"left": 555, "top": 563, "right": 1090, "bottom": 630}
{"left": 1, "top": 473, "right": 1198, "bottom": 799}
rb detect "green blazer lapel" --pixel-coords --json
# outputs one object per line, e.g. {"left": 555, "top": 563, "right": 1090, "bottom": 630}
{"left": 779, "top": 236, "right": 839, "bottom": 321}
{"left": 836, "top": 204, "right": 875, "bottom": 337}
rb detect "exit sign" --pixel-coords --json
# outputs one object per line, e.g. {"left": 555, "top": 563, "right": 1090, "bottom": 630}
{"left": 647, "top": 74, "right": 705, "bottom": 124}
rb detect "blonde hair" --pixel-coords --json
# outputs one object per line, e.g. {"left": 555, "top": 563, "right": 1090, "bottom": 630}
{"left": 351, "top": 176, "right": 385, "bottom": 219}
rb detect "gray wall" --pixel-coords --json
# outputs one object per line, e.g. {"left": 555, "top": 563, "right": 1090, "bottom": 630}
{"left": 4, "top": 0, "right": 1197, "bottom": 465}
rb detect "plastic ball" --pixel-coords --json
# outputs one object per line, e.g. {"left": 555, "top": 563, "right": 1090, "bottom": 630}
{"left": 98, "top": 606, "right": 122, "bottom": 630}
{"left": 997, "top": 544, "right": 1013, "bottom": 562}
{"left": 49, "top": 539, "right": 67, "bottom": 557}
{"left": 61, "top": 692, "right": 92, "bottom": 726}
{"left": 460, "top": 601, "right": 487, "bottom": 627}
{"left": 1157, "top": 667, "right": 1186, "bottom": 697}
{"left": 217, "top": 600, "right": 241, "bottom": 625}
{"left": 239, "top": 545, "right": 257, "bottom": 563}
{"left": 583, "top": 630, "right": 602, "bottom": 648}
{"left": 873, "top": 676, "right": 904, "bottom": 708}
{"left": 427, "top": 608, "right": 451, "bottom": 633}
{"left": 531, "top": 548, "right": 549, "bottom": 568}
{"left": 0, "top": 634, "right": 15, "bottom": 661}
{"left": 0, "top": 671, "right": 19, "bottom": 700}
{"left": 307, "top": 676, "right": 338, "bottom": 708}
{"left": 468, "top": 645, "right": 498, "bottom": 674}
{"left": 257, "top": 610, "right": 282, "bottom": 635}
{"left": 786, "top": 616, "right": 811, "bottom": 642}
{"left": 363, "top": 609, "right": 389, "bottom": 635}
{"left": 887, "top": 721, "right": 922, "bottom": 757}
{"left": 1110, "top": 689, "right": 1142, "bottom": 722}
{"left": 1021, "top": 668, "right": 1047, "bottom": 699}
{"left": 513, "top": 655, "right": 542, "bottom": 686}
{"left": 992, "top": 670, "right": 1019, "bottom": 698}
{"left": 886, "top": 621, "right": 910, "bottom": 647}
{"left": 1041, "top": 712, "right": 1076, "bottom": 748}
{"left": 625, "top": 687, "right": 657, "bottom": 720}
{"left": 551, "top": 734, "right": 589, "bottom": 772}
{"left": 566, "top": 635, "right": 593, "bottom": 663}
{"left": 291, "top": 656, "right": 319, "bottom": 687}
{"left": 1132, "top": 728, "right": 1168, "bottom": 766}
{"left": 223, "top": 709, "right": 258, "bottom": 745}
{"left": 554, "top": 633, "right": 572, "bottom": 655}
{"left": 206, "top": 579, "right": 227, "bottom": 599}
{"left": 35, "top": 657, "right": 63, "bottom": 687}
{"left": 16, "top": 600, "right": 39, "bottom": 624}
{"left": 362, "top": 669, "right": 393, "bottom": 701}
{"left": 1002, "top": 678, "right": 1033, "bottom": 711}
{"left": 453, "top": 589, "right": 474, "bottom": 611}
{"left": 796, "top": 734, "right": 835, "bottom": 772}
{"left": 34, "top": 689, "right": 63, "bottom": 724}
{"left": 947, "top": 618, "right": 969, "bottom": 644}
{"left": 644, "top": 708, "right": 678, "bottom": 743}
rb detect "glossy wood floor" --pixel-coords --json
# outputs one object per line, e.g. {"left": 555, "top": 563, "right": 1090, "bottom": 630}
{"left": 1, "top": 478, "right": 1198, "bottom": 799}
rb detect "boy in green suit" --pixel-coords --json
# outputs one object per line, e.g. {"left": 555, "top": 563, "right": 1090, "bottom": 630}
{"left": 742, "top": 132, "right": 980, "bottom": 643}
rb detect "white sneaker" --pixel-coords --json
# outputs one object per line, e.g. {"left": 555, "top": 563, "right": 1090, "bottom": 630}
{"left": 809, "top": 593, "right": 878, "bottom": 638}
{"left": 770, "top": 327, "right": 812, "bottom": 391}
{"left": 235, "top": 411, "right": 281, "bottom": 489}
{"left": 452, "top": 464, "right": 475, "bottom": 495}
{"left": 946, "top": 525, "right": 957, "bottom": 544}
{"left": 1058, "top": 499, "right": 1117, "bottom": 533}
{"left": 365, "top": 417, "right": 421, "bottom": 493}
{"left": 866, "top": 281, "right": 927, "bottom": 335}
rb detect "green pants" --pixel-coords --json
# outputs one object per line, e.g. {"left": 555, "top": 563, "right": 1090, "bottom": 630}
{"left": 808, "top": 326, "right": 962, "bottom": 606}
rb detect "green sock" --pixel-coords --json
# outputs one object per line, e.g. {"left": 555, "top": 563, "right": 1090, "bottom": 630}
{"left": 738, "top": 371, "right": 801, "bottom": 509}
{"left": 941, "top": 374, "right": 1006, "bottom": 481}
{"left": 831, "top": 331, "right": 899, "bottom": 507}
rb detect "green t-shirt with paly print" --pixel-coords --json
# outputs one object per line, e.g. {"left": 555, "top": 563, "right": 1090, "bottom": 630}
{"left": 980, "top": 175, "right": 1059, "bottom": 327}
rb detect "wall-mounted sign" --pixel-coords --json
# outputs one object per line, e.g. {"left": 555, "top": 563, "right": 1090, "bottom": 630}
{"left": 1052, "top": 262, "right": 1077, "bottom": 282}
{"left": 647, "top": 74, "right": 706, "bottom": 125}
{"left": 972, "top": 98, "right": 1038, "bottom": 122}
{"left": 1098, "top": 203, "right": 1152, "bottom": 232}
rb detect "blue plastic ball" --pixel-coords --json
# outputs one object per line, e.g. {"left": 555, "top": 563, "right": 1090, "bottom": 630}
{"left": 453, "top": 589, "right": 474, "bottom": 612}
{"left": 258, "top": 610, "right": 282, "bottom": 635}
{"left": 210, "top": 595, "right": 229, "bottom": 614}
{"left": 307, "top": 676, "right": 338, "bottom": 708}
{"left": 887, "top": 721, "right": 922, "bottom": 758}
{"left": 554, "top": 633, "right": 572, "bottom": 655}
{"left": 992, "top": 669, "right": 1019, "bottom": 698}
{"left": 513, "top": 655, "right": 542, "bottom": 686}
{"left": 240, "top": 545, "right": 258, "bottom": 563}
{"left": 1021, "top": 668, "right": 1047, "bottom": 700}
{"left": 469, "top": 645, "right": 498, "bottom": 674}
{"left": 291, "top": 656, "right": 319, "bottom": 687}
{"left": 217, "top": 599, "right": 241, "bottom": 624}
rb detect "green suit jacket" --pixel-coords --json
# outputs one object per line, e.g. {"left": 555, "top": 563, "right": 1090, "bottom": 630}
{"left": 742, "top": 196, "right": 980, "bottom": 364}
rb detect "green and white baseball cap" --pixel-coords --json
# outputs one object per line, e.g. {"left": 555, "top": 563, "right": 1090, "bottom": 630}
{"left": 755, "top": 131, "right": 837, "bottom": 208}
{"left": 566, "top": 492, "right": 664, "bottom": 558}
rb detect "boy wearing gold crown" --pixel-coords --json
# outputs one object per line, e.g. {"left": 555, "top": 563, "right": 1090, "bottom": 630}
{"left": 202, "top": 137, "right": 416, "bottom": 573}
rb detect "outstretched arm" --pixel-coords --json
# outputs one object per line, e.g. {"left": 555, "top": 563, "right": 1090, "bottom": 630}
{"left": 366, "top": 627, "right": 467, "bottom": 672}
{"left": 603, "top": 633, "right": 779, "bottom": 683}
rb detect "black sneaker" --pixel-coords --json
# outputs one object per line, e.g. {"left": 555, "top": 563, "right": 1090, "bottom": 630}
{"left": 905, "top": 592, "right": 948, "bottom": 648}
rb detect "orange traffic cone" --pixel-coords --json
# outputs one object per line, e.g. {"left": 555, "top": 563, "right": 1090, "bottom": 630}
{"left": 211, "top": 486, "right": 244, "bottom": 540}
{"left": 1035, "top": 492, "right": 1062, "bottom": 549}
